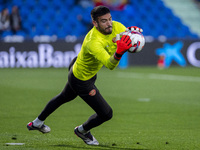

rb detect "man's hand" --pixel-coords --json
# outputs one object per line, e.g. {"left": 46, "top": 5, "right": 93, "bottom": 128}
{"left": 114, "top": 33, "right": 132, "bottom": 60}
{"left": 116, "top": 34, "right": 132, "bottom": 55}
{"left": 112, "top": 31, "right": 125, "bottom": 43}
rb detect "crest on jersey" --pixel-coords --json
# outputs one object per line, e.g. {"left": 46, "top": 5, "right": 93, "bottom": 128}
{"left": 89, "top": 89, "right": 96, "bottom": 96}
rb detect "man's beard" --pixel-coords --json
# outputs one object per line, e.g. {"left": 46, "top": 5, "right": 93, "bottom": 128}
{"left": 97, "top": 26, "right": 112, "bottom": 35}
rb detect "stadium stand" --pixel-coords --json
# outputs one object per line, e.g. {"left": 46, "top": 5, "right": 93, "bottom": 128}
{"left": 0, "top": 0, "right": 199, "bottom": 39}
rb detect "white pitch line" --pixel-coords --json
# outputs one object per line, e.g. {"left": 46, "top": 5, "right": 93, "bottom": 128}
{"left": 138, "top": 98, "right": 151, "bottom": 102}
{"left": 5, "top": 143, "right": 25, "bottom": 146}
{"left": 117, "top": 72, "right": 200, "bottom": 82}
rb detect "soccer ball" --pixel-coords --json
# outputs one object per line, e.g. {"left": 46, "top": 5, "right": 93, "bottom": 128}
{"left": 128, "top": 31, "right": 145, "bottom": 53}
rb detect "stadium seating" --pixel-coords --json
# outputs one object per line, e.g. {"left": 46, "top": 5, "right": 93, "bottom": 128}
{"left": 1, "top": 0, "right": 199, "bottom": 39}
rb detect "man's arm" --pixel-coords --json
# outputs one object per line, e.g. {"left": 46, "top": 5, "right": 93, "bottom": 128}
{"left": 104, "top": 34, "right": 132, "bottom": 70}
{"left": 88, "top": 33, "right": 132, "bottom": 70}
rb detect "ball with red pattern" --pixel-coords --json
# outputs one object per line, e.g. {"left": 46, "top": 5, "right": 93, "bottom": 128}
{"left": 128, "top": 31, "right": 145, "bottom": 53}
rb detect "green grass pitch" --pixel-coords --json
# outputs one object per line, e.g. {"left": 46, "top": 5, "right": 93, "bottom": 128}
{"left": 0, "top": 67, "right": 200, "bottom": 150}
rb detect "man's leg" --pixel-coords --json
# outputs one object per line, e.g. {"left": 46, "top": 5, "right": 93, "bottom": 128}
{"left": 38, "top": 82, "right": 77, "bottom": 121}
{"left": 37, "top": 56, "right": 78, "bottom": 121}
{"left": 80, "top": 87, "right": 113, "bottom": 131}
{"left": 27, "top": 82, "right": 77, "bottom": 133}
{"left": 74, "top": 86, "right": 112, "bottom": 145}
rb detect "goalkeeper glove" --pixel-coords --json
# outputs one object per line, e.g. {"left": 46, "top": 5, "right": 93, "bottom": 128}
{"left": 114, "top": 32, "right": 132, "bottom": 60}
{"left": 126, "top": 26, "right": 143, "bottom": 33}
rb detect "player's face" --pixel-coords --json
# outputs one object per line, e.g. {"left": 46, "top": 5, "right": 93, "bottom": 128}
{"left": 94, "top": 13, "right": 112, "bottom": 35}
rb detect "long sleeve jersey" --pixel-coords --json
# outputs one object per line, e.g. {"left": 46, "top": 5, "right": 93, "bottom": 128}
{"left": 73, "top": 21, "right": 126, "bottom": 81}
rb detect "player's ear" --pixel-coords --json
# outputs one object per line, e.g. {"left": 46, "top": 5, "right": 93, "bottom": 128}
{"left": 92, "top": 20, "right": 98, "bottom": 28}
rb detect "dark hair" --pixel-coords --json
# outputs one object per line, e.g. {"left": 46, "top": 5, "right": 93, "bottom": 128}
{"left": 91, "top": 6, "right": 110, "bottom": 21}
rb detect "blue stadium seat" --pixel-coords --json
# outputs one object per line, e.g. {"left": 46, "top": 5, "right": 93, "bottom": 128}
{"left": 16, "top": 30, "right": 26, "bottom": 36}
{"left": 1, "top": 31, "right": 13, "bottom": 37}
{"left": 65, "top": 0, "right": 75, "bottom": 8}
{"left": 1, "top": 0, "right": 198, "bottom": 39}
{"left": 8, "top": 0, "right": 24, "bottom": 7}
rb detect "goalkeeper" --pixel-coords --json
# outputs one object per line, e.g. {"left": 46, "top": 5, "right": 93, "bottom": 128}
{"left": 27, "top": 5, "right": 142, "bottom": 145}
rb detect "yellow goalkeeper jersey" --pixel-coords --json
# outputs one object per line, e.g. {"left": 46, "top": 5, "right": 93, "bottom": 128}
{"left": 73, "top": 21, "right": 126, "bottom": 81}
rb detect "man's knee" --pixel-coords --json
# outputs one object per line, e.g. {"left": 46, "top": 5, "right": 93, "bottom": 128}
{"left": 102, "top": 108, "right": 113, "bottom": 121}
